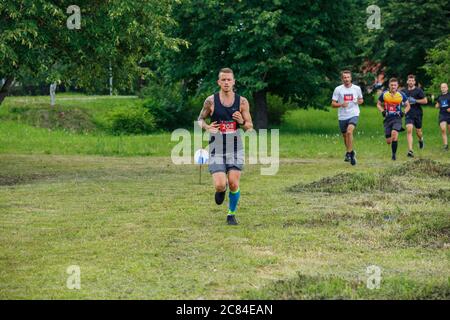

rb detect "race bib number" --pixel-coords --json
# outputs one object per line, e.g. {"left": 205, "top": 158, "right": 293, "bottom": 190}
{"left": 219, "top": 121, "right": 237, "bottom": 133}
{"left": 385, "top": 102, "right": 399, "bottom": 114}
{"left": 344, "top": 94, "right": 354, "bottom": 102}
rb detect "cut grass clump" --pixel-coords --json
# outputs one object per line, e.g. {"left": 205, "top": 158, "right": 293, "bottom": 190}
{"left": 423, "top": 189, "right": 450, "bottom": 202}
{"left": 395, "top": 210, "right": 450, "bottom": 248}
{"left": 244, "top": 273, "right": 450, "bottom": 300}
{"left": 389, "top": 159, "right": 450, "bottom": 178}
{"left": 289, "top": 159, "right": 449, "bottom": 194}
{"left": 288, "top": 172, "right": 397, "bottom": 193}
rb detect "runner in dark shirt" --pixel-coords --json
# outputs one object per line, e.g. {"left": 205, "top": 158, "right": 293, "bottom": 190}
{"left": 402, "top": 75, "right": 428, "bottom": 157}
{"left": 197, "top": 68, "right": 254, "bottom": 225}
{"left": 435, "top": 83, "right": 450, "bottom": 151}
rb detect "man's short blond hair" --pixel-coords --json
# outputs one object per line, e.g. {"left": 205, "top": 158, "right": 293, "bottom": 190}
{"left": 218, "top": 68, "right": 234, "bottom": 78}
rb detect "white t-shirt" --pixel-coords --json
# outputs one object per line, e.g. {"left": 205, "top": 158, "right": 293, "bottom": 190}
{"left": 332, "top": 84, "right": 363, "bottom": 120}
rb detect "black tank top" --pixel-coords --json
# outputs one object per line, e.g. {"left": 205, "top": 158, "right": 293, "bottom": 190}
{"left": 211, "top": 92, "right": 241, "bottom": 130}
{"left": 209, "top": 92, "right": 243, "bottom": 155}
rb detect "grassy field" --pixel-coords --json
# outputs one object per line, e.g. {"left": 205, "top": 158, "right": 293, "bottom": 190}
{"left": 0, "top": 94, "right": 448, "bottom": 159}
{"left": 0, "top": 95, "right": 449, "bottom": 299}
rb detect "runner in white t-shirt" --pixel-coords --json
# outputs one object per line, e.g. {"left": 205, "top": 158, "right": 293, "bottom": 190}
{"left": 331, "top": 70, "right": 364, "bottom": 165}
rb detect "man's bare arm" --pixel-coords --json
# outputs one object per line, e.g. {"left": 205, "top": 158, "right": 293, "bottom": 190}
{"left": 332, "top": 100, "right": 346, "bottom": 108}
{"left": 404, "top": 100, "right": 411, "bottom": 114}
{"left": 234, "top": 97, "right": 253, "bottom": 131}
{"left": 377, "top": 101, "right": 384, "bottom": 112}
{"left": 417, "top": 97, "right": 428, "bottom": 104}
{"left": 197, "top": 96, "right": 213, "bottom": 130}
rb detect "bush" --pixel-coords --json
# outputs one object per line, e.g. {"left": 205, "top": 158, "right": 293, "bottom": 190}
{"left": 267, "top": 94, "right": 298, "bottom": 125}
{"left": 107, "top": 107, "right": 156, "bottom": 135}
{"left": 423, "top": 38, "right": 450, "bottom": 95}
{"left": 140, "top": 82, "right": 202, "bottom": 131}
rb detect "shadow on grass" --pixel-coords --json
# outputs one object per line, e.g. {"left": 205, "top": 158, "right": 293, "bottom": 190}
{"left": 0, "top": 173, "right": 56, "bottom": 186}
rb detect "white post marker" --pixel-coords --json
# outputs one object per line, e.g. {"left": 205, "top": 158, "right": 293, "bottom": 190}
{"left": 109, "top": 61, "right": 113, "bottom": 96}
{"left": 194, "top": 149, "right": 209, "bottom": 184}
{"left": 50, "top": 82, "right": 57, "bottom": 106}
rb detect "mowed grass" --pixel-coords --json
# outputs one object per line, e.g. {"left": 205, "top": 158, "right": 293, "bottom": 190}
{"left": 0, "top": 95, "right": 449, "bottom": 299}
{"left": 0, "top": 155, "right": 449, "bottom": 299}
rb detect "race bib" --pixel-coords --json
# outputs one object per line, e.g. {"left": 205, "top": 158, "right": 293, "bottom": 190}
{"left": 385, "top": 102, "right": 399, "bottom": 114}
{"left": 344, "top": 94, "right": 354, "bottom": 102}
{"left": 219, "top": 121, "right": 237, "bottom": 133}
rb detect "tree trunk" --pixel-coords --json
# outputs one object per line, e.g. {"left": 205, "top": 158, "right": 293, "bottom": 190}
{"left": 0, "top": 76, "right": 15, "bottom": 106}
{"left": 252, "top": 89, "right": 268, "bottom": 129}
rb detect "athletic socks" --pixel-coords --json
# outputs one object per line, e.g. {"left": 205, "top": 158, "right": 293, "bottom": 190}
{"left": 228, "top": 188, "right": 240, "bottom": 214}
{"left": 391, "top": 141, "right": 398, "bottom": 155}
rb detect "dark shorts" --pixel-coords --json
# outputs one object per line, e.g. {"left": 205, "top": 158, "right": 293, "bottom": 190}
{"left": 384, "top": 116, "right": 404, "bottom": 138}
{"left": 439, "top": 113, "right": 450, "bottom": 125}
{"left": 208, "top": 133, "right": 244, "bottom": 174}
{"left": 208, "top": 153, "right": 244, "bottom": 174}
{"left": 405, "top": 111, "right": 423, "bottom": 129}
{"left": 339, "top": 116, "right": 359, "bottom": 133}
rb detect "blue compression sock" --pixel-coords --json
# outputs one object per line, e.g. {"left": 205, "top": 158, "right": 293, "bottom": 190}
{"left": 228, "top": 188, "right": 240, "bottom": 214}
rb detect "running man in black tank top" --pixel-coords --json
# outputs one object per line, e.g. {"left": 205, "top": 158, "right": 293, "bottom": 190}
{"left": 197, "top": 68, "right": 254, "bottom": 225}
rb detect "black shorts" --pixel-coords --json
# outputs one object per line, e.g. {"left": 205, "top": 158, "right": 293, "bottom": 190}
{"left": 405, "top": 111, "right": 423, "bottom": 129}
{"left": 338, "top": 116, "right": 359, "bottom": 133}
{"left": 208, "top": 133, "right": 244, "bottom": 174}
{"left": 384, "top": 117, "right": 404, "bottom": 138}
{"left": 208, "top": 153, "right": 244, "bottom": 174}
{"left": 439, "top": 113, "right": 450, "bottom": 125}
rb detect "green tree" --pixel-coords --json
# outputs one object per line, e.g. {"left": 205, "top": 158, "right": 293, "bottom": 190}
{"left": 364, "top": 0, "right": 449, "bottom": 86}
{"left": 423, "top": 38, "right": 450, "bottom": 95}
{"left": 0, "top": 0, "right": 184, "bottom": 105}
{"left": 166, "top": 0, "right": 360, "bottom": 129}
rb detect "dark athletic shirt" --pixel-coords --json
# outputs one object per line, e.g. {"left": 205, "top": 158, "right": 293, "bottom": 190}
{"left": 402, "top": 87, "right": 425, "bottom": 114}
{"left": 437, "top": 93, "right": 450, "bottom": 115}
{"left": 209, "top": 93, "right": 242, "bottom": 155}
{"left": 211, "top": 92, "right": 241, "bottom": 132}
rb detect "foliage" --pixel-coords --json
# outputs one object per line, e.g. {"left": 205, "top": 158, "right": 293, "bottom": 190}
{"left": 423, "top": 38, "right": 450, "bottom": 95}
{"left": 141, "top": 82, "right": 202, "bottom": 131}
{"left": 164, "top": 0, "right": 361, "bottom": 127}
{"left": 0, "top": 0, "right": 185, "bottom": 102}
{"left": 106, "top": 106, "right": 156, "bottom": 135}
{"left": 266, "top": 94, "right": 298, "bottom": 126}
{"left": 363, "top": 0, "right": 449, "bottom": 86}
